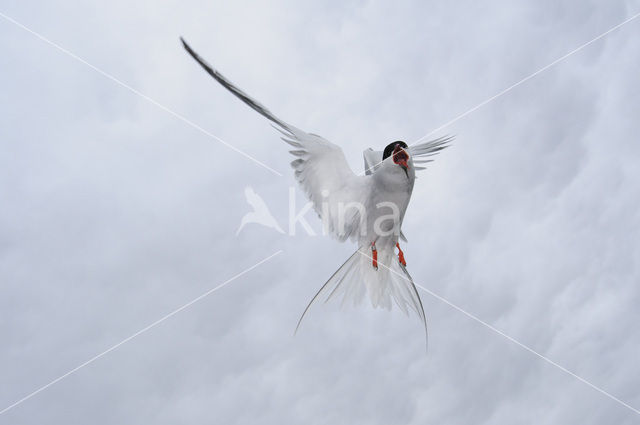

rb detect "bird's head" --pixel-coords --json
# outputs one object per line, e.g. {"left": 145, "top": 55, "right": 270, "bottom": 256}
{"left": 382, "top": 141, "right": 410, "bottom": 178}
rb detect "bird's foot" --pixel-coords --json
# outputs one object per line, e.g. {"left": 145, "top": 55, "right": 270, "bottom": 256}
{"left": 396, "top": 243, "right": 406, "bottom": 267}
{"left": 371, "top": 242, "right": 378, "bottom": 270}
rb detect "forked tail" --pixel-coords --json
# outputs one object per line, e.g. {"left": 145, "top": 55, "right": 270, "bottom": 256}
{"left": 295, "top": 247, "right": 428, "bottom": 348}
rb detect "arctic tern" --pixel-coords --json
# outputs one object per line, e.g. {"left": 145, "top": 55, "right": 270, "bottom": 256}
{"left": 181, "top": 38, "right": 452, "bottom": 339}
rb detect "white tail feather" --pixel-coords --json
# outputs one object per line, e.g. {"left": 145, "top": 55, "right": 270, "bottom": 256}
{"left": 295, "top": 247, "right": 428, "bottom": 347}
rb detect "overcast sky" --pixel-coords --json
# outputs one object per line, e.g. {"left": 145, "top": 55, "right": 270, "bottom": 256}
{"left": 1, "top": 0, "right": 640, "bottom": 424}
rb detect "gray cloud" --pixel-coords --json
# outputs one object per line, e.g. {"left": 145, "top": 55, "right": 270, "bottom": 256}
{"left": 1, "top": 0, "right": 640, "bottom": 424}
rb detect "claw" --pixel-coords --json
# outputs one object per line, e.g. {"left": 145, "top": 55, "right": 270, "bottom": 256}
{"left": 396, "top": 243, "right": 406, "bottom": 266}
{"left": 371, "top": 242, "right": 378, "bottom": 270}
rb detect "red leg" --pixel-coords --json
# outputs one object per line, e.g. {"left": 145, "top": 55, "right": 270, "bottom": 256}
{"left": 396, "top": 243, "right": 406, "bottom": 266}
{"left": 371, "top": 242, "right": 378, "bottom": 270}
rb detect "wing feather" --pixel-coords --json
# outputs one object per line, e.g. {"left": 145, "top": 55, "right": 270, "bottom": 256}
{"left": 409, "top": 135, "right": 454, "bottom": 166}
{"left": 182, "top": 38, "right": 368, "bottom": 240}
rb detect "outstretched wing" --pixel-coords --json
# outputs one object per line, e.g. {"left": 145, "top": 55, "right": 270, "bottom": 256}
{"left": 363, "top": 148, "right": 382, "bottom": 175}
{"left": 408, "top": 135, "right": 454, "bottom": 171}
{"left": 363, "top": 135, "right": 452, "bottom": 175}
{"left": 182, "top": 38, "right": 368, "bottom": 241}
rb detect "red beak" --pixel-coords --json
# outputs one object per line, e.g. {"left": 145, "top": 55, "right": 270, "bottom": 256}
{"left": 392, "top": 145, "right": 409, "bottom": 174}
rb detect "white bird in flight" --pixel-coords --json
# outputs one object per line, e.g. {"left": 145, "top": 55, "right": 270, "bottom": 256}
{"left": 182, "top": 38, "right": 452, "bottom": 341}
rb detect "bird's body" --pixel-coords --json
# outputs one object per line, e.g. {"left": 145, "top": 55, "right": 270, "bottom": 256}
{"left": 182, "top": 38, "right": 451, "bottom": 339}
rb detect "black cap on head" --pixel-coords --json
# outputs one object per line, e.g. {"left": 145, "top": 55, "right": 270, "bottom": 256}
{"left": 382, "top": 141, "right": 408, "bottom": 160}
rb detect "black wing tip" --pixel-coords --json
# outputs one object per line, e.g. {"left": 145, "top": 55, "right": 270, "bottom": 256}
{"left": 180, "top": 37, "right": 217, "bottom": 78}
{"left": 441, "top": 134, "right": 455, "bottom": 146}
{"left": 181, "top": 37, "right": 203, "bottom": 64}
{"left": 180, "top": 36, "right": 195, "bottom": 55}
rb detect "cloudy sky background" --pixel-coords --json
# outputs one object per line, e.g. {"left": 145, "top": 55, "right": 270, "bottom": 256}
{"left": 1, "top": 0, "right": 640, "bottom": 423}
